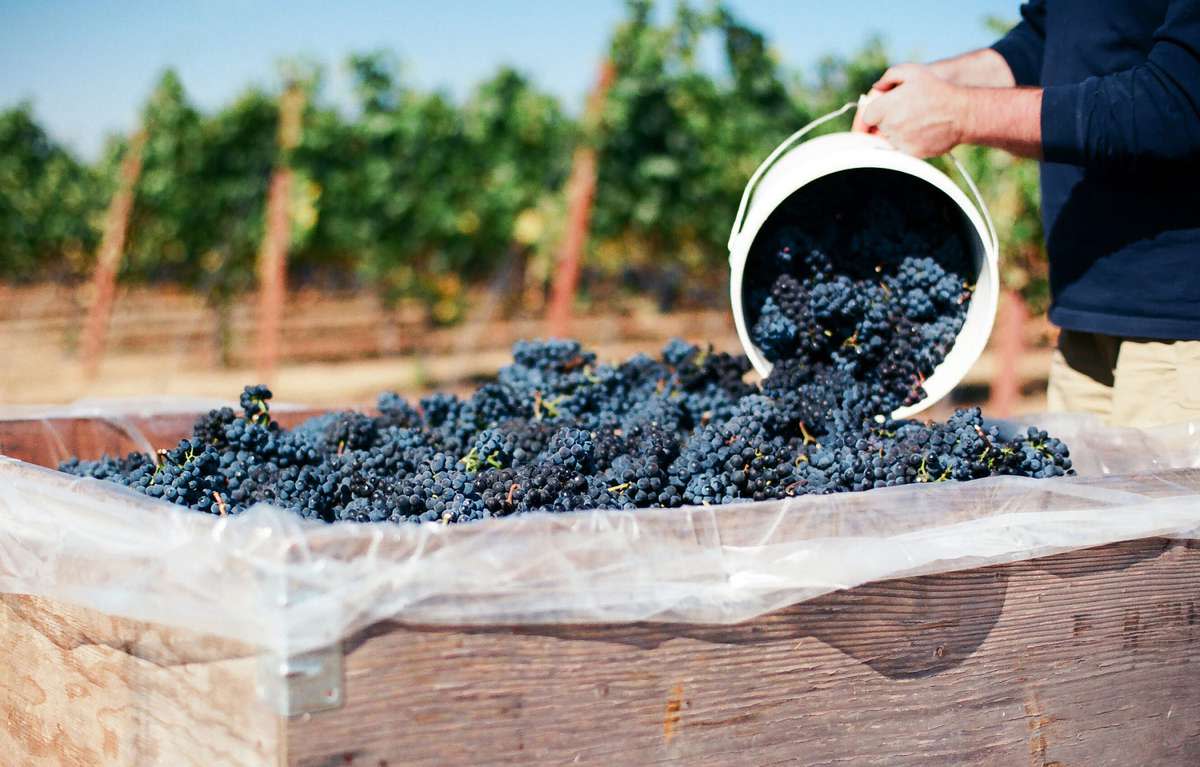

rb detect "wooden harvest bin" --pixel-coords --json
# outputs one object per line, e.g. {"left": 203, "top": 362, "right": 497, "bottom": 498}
{"left": 1, "top": 414, "right": 1199, "bottom": 766}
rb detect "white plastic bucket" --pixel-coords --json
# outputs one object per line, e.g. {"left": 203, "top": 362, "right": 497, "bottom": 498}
{"left": 728, "top": 101, "right": 1000, "bottom": 420}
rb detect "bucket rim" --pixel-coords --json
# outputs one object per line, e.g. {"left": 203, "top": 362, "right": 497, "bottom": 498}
{"left": 728, "top": 133, "right": 1000, "bottom": 421}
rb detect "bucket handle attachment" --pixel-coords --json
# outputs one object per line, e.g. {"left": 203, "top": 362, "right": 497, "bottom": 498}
{"left": 727, "top": 96, "right": 1000, "bottom": 264}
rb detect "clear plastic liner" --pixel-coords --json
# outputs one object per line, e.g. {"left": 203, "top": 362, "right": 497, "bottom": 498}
{"left": 0, "top": 397, "right": 314, "bottom": 420}
{"left": 0, "top": 399, "right": 317, "bottom": 468}
{"left": 0, "top": 397, "right": 242, "bottom": 420}
{"left": 1, "top": 409, "right": 1198, "bottom": 656}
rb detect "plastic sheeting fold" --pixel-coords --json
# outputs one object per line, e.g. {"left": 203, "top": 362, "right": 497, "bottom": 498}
{"left": 1, "top": 408, "right": 1199, "bottom": 656}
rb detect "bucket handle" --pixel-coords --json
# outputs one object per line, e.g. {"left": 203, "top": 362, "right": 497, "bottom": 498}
{"left": 727, "top": 100, "right": 858, "bottom": 253}
{"left": 947, "top": 153, "right": 1000, "bottom": 267}
{"left": 727, "top": 96, "right": 1000, "bottom": 264}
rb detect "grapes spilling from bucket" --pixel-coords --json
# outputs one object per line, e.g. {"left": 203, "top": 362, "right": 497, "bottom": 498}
{"left": 59, "top": 173, "right": 1068, "bottom": 523}
{"left": 60, "top": 336, "right": 1072, "bottom": 525}
{"left": 743, "top": 169, "right": 975, "bottom": 413}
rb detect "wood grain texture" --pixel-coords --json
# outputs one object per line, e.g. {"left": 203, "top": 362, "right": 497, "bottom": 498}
{"left": 290, "top": 538, "right": 1200, "bottom": 767}
{"left": 4, "top": 414, "right": 1199, "bottom": 765}
{"left": 0, "top": 594, "right": 283, "bottom": 767}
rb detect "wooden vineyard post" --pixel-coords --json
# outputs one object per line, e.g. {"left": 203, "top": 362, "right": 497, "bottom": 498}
{"left": 546, "top": 60, "right": 614, "bottom": 338}
{"left": 80, "top": 130, "right": 146, "bottom": 379}
{"left": 256, "top": 84, "right": 305, "bottom": 383}
{"left": 986, "top": 288, "right": 1028, "bottom": 417}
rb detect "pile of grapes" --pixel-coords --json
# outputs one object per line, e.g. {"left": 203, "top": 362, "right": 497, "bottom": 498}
{"left": 60, "top": 174, "right": 1072, "bottom": 524}
{"left": 744, "top": 169, "right": 975, "bottom": 411}
{"left": 61, "top": 337, "right": 1071, "bottom": 525}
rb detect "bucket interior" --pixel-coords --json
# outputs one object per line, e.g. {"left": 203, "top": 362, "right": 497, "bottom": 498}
{"left": 738, "top": 166, "right": 987, "bottom": 412}
{"left": 742, "top": 167, "right": 981, "bottom": 339}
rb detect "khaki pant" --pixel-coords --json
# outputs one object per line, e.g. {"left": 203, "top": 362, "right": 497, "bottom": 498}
{"left": 1047, "top": 329, "right": 1200, "bottom": 428}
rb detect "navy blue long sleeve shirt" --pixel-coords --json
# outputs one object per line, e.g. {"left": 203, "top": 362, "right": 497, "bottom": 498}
{"left": 992, "top": 0, "right": 1200, "bottom": 339}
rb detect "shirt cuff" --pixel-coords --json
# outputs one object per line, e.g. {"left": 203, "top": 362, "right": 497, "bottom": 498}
{"left": 1041, "top": 83, "right": 1086, "bottom": 165}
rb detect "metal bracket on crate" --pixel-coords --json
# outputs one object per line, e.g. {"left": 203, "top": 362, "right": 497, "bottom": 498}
{"left": 257, "top": 644, "right": 345, "bottom": 717}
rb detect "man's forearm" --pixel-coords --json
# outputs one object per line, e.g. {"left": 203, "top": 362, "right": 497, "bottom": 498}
{"left": 958, "top": 86, "right": 1043, "bottom": 159}
{"left": 856, "top": 63, "right": 1042, "bottom": 159}
{"left": 929, "top": 48, "right": 1017, "bottom": 88}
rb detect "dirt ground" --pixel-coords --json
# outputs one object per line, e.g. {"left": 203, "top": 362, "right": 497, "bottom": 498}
{"left": 0, "top": 285, "right": 1051, "bottom": 415}
{"left": 0, "top": 333, "right": 1050, "bottom": 419}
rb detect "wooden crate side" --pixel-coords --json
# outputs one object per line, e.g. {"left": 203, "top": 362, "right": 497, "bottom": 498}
{"left": 289, "top": 538, "right": 1200, "bottom": 767}
{"left": 0, "top": 594, "right": 285, "bottom": 767}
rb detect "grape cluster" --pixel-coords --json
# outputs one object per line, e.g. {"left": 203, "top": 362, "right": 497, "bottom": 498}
{"left": 60, "top": 335, "right": 1072, "bottom": 525}
{"left": 744, "top": 170, "right": 975, "bottom": 413}
{"left": 58, "top": 169, "right": 1070, "bottom": 524}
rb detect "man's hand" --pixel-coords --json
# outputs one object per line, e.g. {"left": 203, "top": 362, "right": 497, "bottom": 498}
{"left": 852, "top": 64, "right": 969, "bottom": 158}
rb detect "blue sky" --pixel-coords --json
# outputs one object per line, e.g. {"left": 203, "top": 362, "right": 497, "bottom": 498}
{"left": 0, "top": 1, "right": 1018, "bottom": 159}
